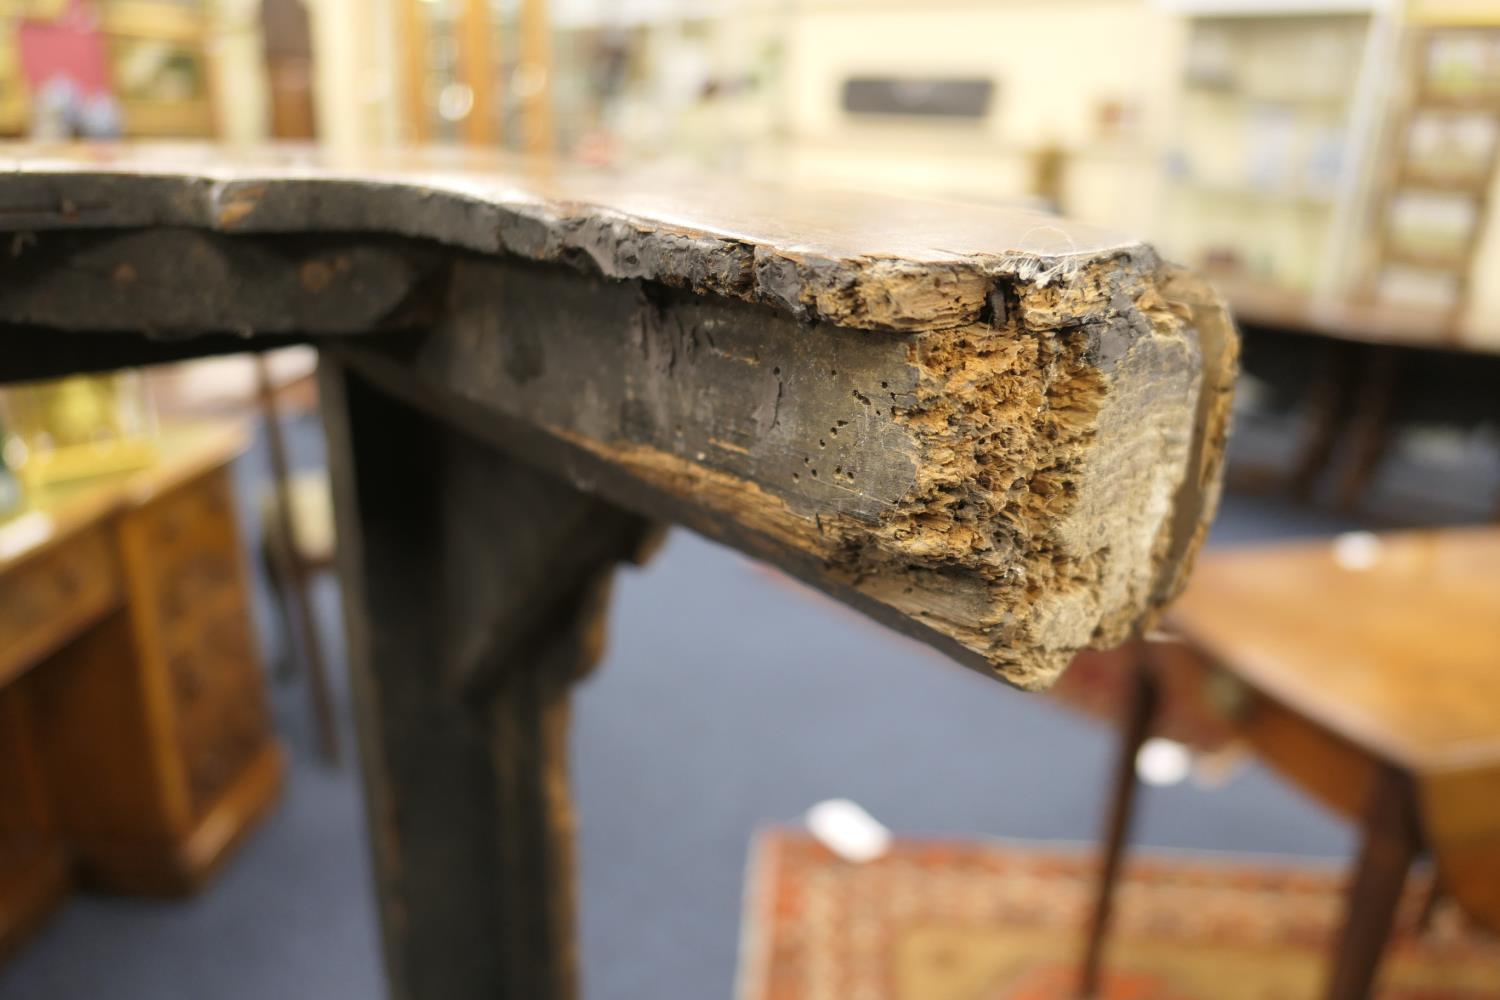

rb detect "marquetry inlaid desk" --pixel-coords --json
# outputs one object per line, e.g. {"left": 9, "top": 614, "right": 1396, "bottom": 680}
{"left": 0, "top": 422, "right": 283, "bottom": 958}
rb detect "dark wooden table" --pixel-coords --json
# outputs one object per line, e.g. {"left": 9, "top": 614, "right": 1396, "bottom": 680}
{"left": 0, "top": 422, "right": 282, "bottom": 954}
{"left": 1209, "top": 274, "right": 1500, "bottom": 515}
{"left": 0, "top": 145, "right": 1235, "bottom": 1000}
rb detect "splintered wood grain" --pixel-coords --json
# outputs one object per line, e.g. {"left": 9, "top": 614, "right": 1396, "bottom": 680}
{"left": 389, "top": 250, "right": 1227, "bottom": 689}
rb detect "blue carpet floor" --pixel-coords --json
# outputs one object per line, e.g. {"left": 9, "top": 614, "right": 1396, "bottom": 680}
{"left": 0, "top": 419, "right": 1381, "bottom": 999}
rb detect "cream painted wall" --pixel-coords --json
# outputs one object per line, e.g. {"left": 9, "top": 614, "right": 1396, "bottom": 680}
{"left": 209, "top": 0, "right": 272, "bottom": 144}
{"left": 778, "top": 1, "right": 1177, "bottom": 148}
{"left": 755, "top": 0, "right": 1184, "bottom": 240}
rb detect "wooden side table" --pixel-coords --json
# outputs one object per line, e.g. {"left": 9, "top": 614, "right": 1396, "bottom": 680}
{"left": 0, "top": 147, "right": 1235, "bottom": 999}
{"left": 1082, "top": 528, "right": 1500, "bottom": 1000}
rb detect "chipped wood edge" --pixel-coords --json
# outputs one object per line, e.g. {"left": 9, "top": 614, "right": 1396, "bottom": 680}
{"left": 0, "top": 159, "right": 1150, "bottom": 334}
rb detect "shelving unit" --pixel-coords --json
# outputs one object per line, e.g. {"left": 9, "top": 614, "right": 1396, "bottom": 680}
{"left": 101, "top": 1, "right": 216, "bottom": 138}
{"left": 1157, "top": 2, "right": 1400, "bottom": 296}
{"left": 0, "top": 0, "right": 218, "bottom": 139}
{"left": 1364, "top": 21, "right": 1500, "bottom": 318}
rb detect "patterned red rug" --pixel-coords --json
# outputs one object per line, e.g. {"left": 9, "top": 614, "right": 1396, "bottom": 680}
{"left": 738, "top": 831, "right": 1500, "bottom": 1000}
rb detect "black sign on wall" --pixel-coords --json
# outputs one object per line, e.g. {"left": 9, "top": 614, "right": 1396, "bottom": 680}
{"left": 841, "top": 77, "right": 994, "bottom": 119}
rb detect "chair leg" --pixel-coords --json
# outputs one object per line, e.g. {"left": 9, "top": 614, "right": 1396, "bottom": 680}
{"left": 1414, "top": 871, "right": 1444, "bottom": 936}
{"left": 257, "top": 355, "right": 341, "bottom": 764}
{"left": 1323, "top": 765, "right": 1421, "bottom": 1000}
{"left": 1079, "top": 650, "right": 1159, "bottom": 999}
{"left": 261, "top": 535, "right": 300, "bottom": 681}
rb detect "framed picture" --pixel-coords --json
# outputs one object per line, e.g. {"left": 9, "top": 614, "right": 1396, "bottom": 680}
{"left": 1386, "top": 189, "right": 1480, "bottom": 261}
{"left": 1404, "top": 109, "right": 1500, "bottom": 184}
{"left": 1423, "top": 28, "right": 1500, "bottom": 101}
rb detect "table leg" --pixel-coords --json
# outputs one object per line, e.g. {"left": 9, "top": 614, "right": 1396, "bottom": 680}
{"left": 1288, "top": 341, "right": 1357, "bottom": 501}
{"left": 1332, "top": 347, "right": 1400, "bottom": 516}
{"left": 1323, "top": 765, "right": 1421, "bottom": 1000}
{"left": 320, "top": 358, "right": 654, "bottom": 1000}
{"left": 1414, "top": 871, "right": 1444, "bottom": 936}
{"left": 1078, "top": 649, "right": 1159, "bottom": 999}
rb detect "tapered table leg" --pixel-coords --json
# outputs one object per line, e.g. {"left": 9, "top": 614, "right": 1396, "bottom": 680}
{"left": 1078, "top": 650, "right": 1159, "bottom": 998}
{"left": 1324, "top": 765, "right": 1421, "bottom": 1000}
{"left": 320, "top": 358, "right": 654, "bottom": 1000}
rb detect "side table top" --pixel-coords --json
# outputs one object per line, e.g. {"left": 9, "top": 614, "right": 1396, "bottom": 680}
{"left": 1170, "top": 527, "right": 1500, "bottom": 772}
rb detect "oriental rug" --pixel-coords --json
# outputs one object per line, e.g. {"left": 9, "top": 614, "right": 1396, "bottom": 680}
{"left": 737, "top": 831, "right": 1500, "bottom": 1000}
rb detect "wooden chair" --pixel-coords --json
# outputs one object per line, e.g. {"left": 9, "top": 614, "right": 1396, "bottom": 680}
{"left": 1081, "top": 527, "right": 1500, "bottom": 1000}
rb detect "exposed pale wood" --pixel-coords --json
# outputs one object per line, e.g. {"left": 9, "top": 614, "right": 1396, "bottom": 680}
{"left": 320, "top": 360, "right": 652, "bottom": 1000}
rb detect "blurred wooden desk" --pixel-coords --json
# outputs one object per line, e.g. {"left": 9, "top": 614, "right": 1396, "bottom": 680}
{"left": 0, "top": 423, "right": 283, "bottom": 960}
{"left": 1085, "top": 528, "right": 1500, "bottom": 1000}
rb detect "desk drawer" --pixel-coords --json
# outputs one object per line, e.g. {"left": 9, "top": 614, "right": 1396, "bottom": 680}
{"left": 0, "top": 527, "right": 122, "bottom": 683}
{"left": 0, "top": 528, "right": 123, "bottom": 685}
{"left": 122, "top": 468, "right": 270, "bottom": 816}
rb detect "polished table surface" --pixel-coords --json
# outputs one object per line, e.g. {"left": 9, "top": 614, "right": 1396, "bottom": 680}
{"left": 1168, "top": 527, "right": 1500, "bottom": 935}
{"left": 0, "top": 144, "right": 1236, "bottom": 1000}
{"left": 1173, "top": 528, "right": 1500, "bottom": 772}
{"left": 1081, "top": 528, "right": 1500, "bottom": 1000}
